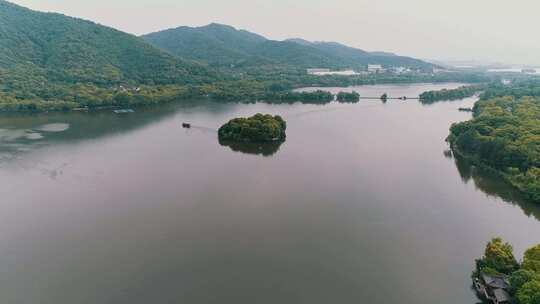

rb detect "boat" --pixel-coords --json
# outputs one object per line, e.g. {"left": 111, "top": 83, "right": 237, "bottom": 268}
{"left": 113, "top": 109, "right": 135, "bottom": 114}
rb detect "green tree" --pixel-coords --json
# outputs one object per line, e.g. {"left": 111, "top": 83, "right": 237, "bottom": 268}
{"left": 479, "top": 237, "right": 519, "bottom": 274}
{"left": 517, "top": 280, "right": 540, "bottom": 304}
{"left": 218, "top": 113, "right": 287, "bottom": 143}
{"left": 523, "top": 244, "right": 540, "bottom": 273}
{"left": 510, "top": 270, "right": 540, "bottom": 293}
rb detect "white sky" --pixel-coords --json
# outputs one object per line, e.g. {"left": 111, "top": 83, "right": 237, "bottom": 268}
{"left": 11, "top": 0, "right": 540, "bottom": 65}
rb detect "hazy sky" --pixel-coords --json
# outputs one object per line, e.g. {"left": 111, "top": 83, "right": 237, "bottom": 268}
{"left": 12, "top": 0, "right": 540, "bottom": 65}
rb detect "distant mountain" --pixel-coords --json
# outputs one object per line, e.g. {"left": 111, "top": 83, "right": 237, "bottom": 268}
{"left": 142, "top": 23, "right": 267, "bottom": 68}
{"left": 290, "top": 40, "right": 434, "bottom": 70}
{"left": 0, "top": 0, "right": 214, "bottom": 93}
{"left": 143, "top": 24, "right": 434, "bottom": 70}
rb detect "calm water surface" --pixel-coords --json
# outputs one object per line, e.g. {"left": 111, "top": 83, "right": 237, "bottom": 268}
{"left": 1, "top": 83, "right": 539, "bottom": 304}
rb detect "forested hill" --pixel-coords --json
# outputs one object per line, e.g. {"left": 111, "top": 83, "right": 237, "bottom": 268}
{"left": 142, "top": 23, "right": 435, "bottom": 71}
{"left": 141, "top": 23, "right": 268, "bottom": 67}
{"left": 0, "top": 0, "right": 216, "bottom": 92}
{"left": 286, "top": 40, "right": 434, "bottom": 71}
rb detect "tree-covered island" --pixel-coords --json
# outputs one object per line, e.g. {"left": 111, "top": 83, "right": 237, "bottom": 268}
{"left": 419, "top": 85, "right": 484, "bottom": 103}
{"left": 218, "top": 114, "right": 286, "bottom": 143}
{"left": 336, "top": 91, "right": 360, "bottom": 102}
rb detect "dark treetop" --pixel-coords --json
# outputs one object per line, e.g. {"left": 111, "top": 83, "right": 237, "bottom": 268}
{"left": 218, "top": 113, "right": 286, "bottom": 143}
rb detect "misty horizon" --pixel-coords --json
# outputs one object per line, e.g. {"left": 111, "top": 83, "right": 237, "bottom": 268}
{"left": 10, "top": 0, "right": 540, "bottom": 66}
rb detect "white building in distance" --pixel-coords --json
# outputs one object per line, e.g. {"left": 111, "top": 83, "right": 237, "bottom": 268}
{"left": 368, "top": 64, "right": 384, "bottom": 73}
{"left": 307, "top": 68, "right": 330, "bottom": 74}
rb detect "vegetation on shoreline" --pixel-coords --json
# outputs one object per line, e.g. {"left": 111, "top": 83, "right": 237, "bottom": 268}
{"left": 481, "top": 79, "right": 540, "bottom": 100}
{"left": 262, "top": 90, "right": 335, "bottom": 103}
{"left": 337, "top": 91, "right": 360, "bottom": 102}
{"left": 447, "top": 93, "right": 540, "bottom": 203}
{"left": 419, "top": 85, "right": 484, "bottom": 103}
{"left": 218, "top": 114, "right": 286, "bottom": 143}
{"left": 1, "top": 71, "right": 494, "bottom": 113}
{"left": 473, "top": 238, "right": 540, "bottom": 304}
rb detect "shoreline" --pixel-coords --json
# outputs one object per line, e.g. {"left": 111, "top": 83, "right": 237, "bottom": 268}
{"left": 449, "top": 142, "right": 538, "bottom": 204}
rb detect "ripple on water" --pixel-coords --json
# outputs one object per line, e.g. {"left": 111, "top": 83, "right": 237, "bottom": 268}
{"left": 35, "top": 123, "right": 70, "bottom": 132}
{"left": 0, "top": 128, "right": 28, "bottom": 141}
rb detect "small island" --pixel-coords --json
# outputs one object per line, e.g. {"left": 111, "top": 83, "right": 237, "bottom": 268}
{"left": 419, "top": 85, "right": 483, "bottom": 103}
{"left": 336, "top": 91, "right": 360, "bottom": 103}
{"left": 218, "top": 113, "right": 286, "bottom": 142}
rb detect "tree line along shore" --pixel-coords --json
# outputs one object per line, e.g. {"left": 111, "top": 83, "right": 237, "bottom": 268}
{"left": 447, "top": 79, "right": 540, "bottom": 203}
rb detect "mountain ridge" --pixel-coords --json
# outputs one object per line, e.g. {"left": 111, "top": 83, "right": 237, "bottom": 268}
{"left": 142, "top": 23, "right": 435, "bottom": 70}
{"left": 0, "top": 0, "right": 215, "bottom": 87}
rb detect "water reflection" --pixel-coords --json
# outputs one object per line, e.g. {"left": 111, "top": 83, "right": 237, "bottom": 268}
{"left": 2, "top": 83, "right": 540, "bottom": 304}
{"left": 0, "top": 101, "right": 218, "bottom": 163}
{"left": 218, "top": 139, "right": 284, "bottom": 157}
{"left": 453, "top": 153, "right": 540, "bottom": 220}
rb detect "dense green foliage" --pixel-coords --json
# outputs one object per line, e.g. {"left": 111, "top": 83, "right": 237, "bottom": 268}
{"left": 218, "top": 114, "right": 287, "bottom": 142}
{"left": 336, "top": 91, "right": 360, "bottom": 102}
{"left": 523, "top": 245, "right": 540, "bottom": 272}
{"left": 419, "top": 85, "right": 484, "bottom": 103}
{"left": 263, "top": 90, "right": 335, "bottom": 104}
{"left": 474, "top": 239, "right": 540, "bottom": 304}
{"left": 142, "top": 23, "right": 435, "bottom": 71}
{"left": 245, "top": 64, "right": 491, "bottom": 86}
{"left": 517, "top": 280, "right": 540, "bottom": 304}
{"left": 476, "top": 237, "right": 519, "bottom": 275}
{"left": 143, "top": 23, "right": 267, "bottom": 68}
{"left": 481, "top": 80, "right": 540, "bottom": 100}
{"left": 0, "top": 0, "right": 217, "bottom": 111}
{"left": 510, "top": 270, "right": 540, "bottom": 293}
{"left": 448, "top": 94, "right": 540, "bottom": 203}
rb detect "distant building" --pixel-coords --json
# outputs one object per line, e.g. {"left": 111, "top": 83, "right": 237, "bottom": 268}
{"left": 522, "top": 68, "right": 537, "bottom": 74}
{"left": 307, "top": 68, "right": 330, "bottom": 75}
{"left": 391, "top": 66, "right": 410, "bottom": 74}
{"left": 493, "top": 289, "right": 511, "bottom": 304}
{"left": 433, "top": 68, "right": 447, "bottom": 74}
{"left": 368, "top": 64, "right": 384, "bottom": 73}
{"left": 307, "top": 69, "right": 365, "bottom": 76}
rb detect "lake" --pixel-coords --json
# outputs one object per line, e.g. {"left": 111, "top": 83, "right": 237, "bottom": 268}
{"left": 1, "top": 83, "right": 539, "bottom": 304}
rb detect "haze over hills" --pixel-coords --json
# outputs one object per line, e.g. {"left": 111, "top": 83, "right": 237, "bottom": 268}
{"left": 142, "top": 23, "right": 435, "bottom": 71}
{"left": 0, "top": 0, "right": 215, "bottom": 91}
